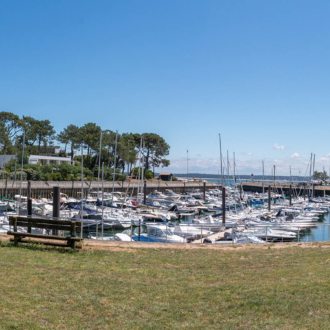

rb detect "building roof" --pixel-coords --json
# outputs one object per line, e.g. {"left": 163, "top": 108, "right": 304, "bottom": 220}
{"left": 159, "top": 172, "right": 172, "bottom": 176}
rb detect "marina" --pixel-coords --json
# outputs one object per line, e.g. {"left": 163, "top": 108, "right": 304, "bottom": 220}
{"left": 3, "top": 180, "right": 330, "bottom": 246}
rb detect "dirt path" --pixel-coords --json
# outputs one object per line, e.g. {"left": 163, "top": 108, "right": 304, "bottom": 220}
{"left": 2, "top": 233, "right": 329, "bottom": 252}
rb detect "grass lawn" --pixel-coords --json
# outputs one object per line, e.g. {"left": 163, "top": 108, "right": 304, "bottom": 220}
{"left": 1, "top": 242, "right": 330, "bottom": 329}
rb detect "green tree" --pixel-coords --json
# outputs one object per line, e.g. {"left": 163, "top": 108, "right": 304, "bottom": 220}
{"left": 22, "top": 116, "right": 56, "bottom": 152}
{"left": 140, "top": 133, "right": 170, "bottom": 174}
{"left": 0, "top": 112, "right": 23, "bottom": 154}
{"left": 80, "top": 123, "right": 101, "bottom": 168}
{"left": 313, "top": 171, "right": 328, "bottom": 180}
{"left": 57, "top": 124, "right": 81, "bottom": 161}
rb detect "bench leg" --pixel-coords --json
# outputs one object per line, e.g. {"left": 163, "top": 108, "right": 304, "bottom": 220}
{"left": 14, "top": 236, "right": 19, "bottom": 246}
{"left": 69, "top": 239, "right": 76, "bottom": 249}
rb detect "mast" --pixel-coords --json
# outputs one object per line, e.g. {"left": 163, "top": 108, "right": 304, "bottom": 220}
{"left": 312, "top": 154, "right": 316, "bottom": 198}
{"left": 97, "top": 130, "right": 102, "bottom": 194}
{"left": 227, "top": 150, "right": 229, "bottom": 186}
{"left": 324, "top": 166, "right": 326, "bottom": 198}
{"left": 219, "top": 134, "right": 223, "bottom": 186}
{"left": 187, "top": 149, "right": 189, "bottom": 178}
{"left": 141, "top": 139, "right": 145, "bottom": 203}
{"left": 262, "top": 160, "right": 265, "bottom": 194}
{"left": 112, "top": 130, "right": 118, "bottom": 204}
{"left": 233, "top": 152, "right": 237, "bottom": 213}
{"left": 101, "top": 162, "right": 104, "bottom": 240}
{"left": 233, "top": 152, "right": 236, "bottom": 185}
{"left": 80, "top": 142, "right": 84, "bottom": 237}
{"left": 137, "top": 136, "right": 143, "bottom": 200}
{"left": 290, "top": 165, "right": 292, "bottom": 184}
{"left": 127, "top": 139, "right": 130, "bottom": 177}
{"left": 273, "top": 165, "right": 276, "bottom": 196}
{"left": 19, "top": 132, "right": 25, "bottom": 214}
{"left": 309, "top": 153, "right": 312, "bottom": 196}
{"left": 12, "top": 139, "right": 17, "bottom": 188}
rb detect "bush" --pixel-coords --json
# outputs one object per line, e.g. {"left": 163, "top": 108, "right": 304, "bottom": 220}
{"left": 51, "top": 173, "right": 62, "bottom": 181}
{"left": 145, "top": 170, "right": 153, "bottom": 180}
{"left": 13, "top": 171, "right": 27, "bottom": 180}
{"left": 132, "top": 167, "right": 153, "bottom": 180}
{"left": 0, "top": 170, "right": 10, "bottom": 179}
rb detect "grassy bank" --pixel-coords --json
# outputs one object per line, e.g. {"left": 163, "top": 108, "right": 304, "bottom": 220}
{"left": 1, "top": 243, "right": 330, "bottom": 329}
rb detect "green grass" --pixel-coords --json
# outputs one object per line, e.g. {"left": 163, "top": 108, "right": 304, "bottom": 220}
{"left": 1, "top": 242, "right": 330, "bottom": 329}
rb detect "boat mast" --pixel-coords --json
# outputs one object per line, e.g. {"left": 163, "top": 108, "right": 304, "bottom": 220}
{"left": 262, "top": 160, "right": 264, "bottom": 194}
{"left": 141, "top": 139, "right": 145, "bottom": 203}
{"left": 233, "top": 152, "right": 236, "bottom": 185}
{"left": 290, "top": 165, "right": 292, "bottom": 184}
{"left": 309, "top": 153, "right": 312, "bottom": 197}
{"left": 233, "top": 151, "right": 237, "bottom": 213}
{"left": 324, "top": 166, "right": 326, "bottom": 198}
{"left": 80, "top": 142, "right": 84, "bottom": 235}
{"left": 187, "top": 149, "right": 189, "bottom": 179}
{"left": 101, "top": 161, "right": 104, "bottom": 240}
{"left": 19, "top": 132, "right": 25, "bottom": 214}
{"left": 313, "top": 154, "right": 316, "bottom": 197}
{"left": 219, "top": 134, "right": 223, "bottom": 187}
{"left": 97, "top": 129, "right": 102, "bottom": 194}
{"left": 227, "top": 150, "right": 229, "bottom": 186}
{"left": 112, "top": 130, "right": 118, "bottom": 204}
{"left": 12, "top": 138, "right": 17, "bottom": 188}
{"left": 273, "top": 165, "right": 276, "bottom": 197}
{"left": 137, "top": 136, "right": 143, "bottom": 200}
{"left": 127, "top": 139, "right": 130, "bottom": 177}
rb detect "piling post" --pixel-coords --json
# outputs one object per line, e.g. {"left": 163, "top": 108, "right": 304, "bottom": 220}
{"left": 203, "top": 181, "right": 206, "bottom": 201}
{"left": 298, "top": 227, "right": 300, "bottom": 242}
{"left": 71, "top": 180, "right": 74, "bottom": 197}
{"left": 53, "top": 186, "right": 60, "bottom": 235}
{"left": 143, "top": 181, "right": 147, "bottom": 205}
{"left": 268, "top": 186, "right": 271, "bottom": 211}
{"left": 222, "top": 187, "right": 226, "bottom": 225}
{"left": 4, "top": 179, "right": 7, "bottom": 198}
{"left": 27, "top": 181, "right": 32, "bottom": 215}
{"left": 27, "top": 181, "right": 32, "bottom": 233}
{"left": 138, "top": 219, "right": 141, "bottom": 242}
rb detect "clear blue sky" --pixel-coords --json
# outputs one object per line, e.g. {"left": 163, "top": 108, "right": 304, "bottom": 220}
{"left": 1, "top": 0, "right": 330, "bottom": 176}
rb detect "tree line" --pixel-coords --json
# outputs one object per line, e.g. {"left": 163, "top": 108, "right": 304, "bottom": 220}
{"left": 0, "top": 112, "right": 170, "bottom": 181}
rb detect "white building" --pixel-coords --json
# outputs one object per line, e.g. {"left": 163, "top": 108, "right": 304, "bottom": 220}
{"left": 28, "top": 155, "right": 72, "bottom": 165}
{"left": 0, "top": 154, "right": 73, "bottom": 169}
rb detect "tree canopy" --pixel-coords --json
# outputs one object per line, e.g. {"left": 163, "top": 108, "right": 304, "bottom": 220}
{"left": 0, "top": 111, "right": 171, "bottom": 180}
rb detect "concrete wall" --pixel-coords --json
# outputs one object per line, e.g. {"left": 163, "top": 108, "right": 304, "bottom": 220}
{"left": 0, "top": 180, "right": 219, "bottom": 199}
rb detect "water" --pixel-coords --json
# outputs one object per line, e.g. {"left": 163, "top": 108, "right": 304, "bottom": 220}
{"left": 299, "top": 212, "right": 330, "bottom": 242}
{"left": 205, "top": 178, "right": 302, "bottom": 187}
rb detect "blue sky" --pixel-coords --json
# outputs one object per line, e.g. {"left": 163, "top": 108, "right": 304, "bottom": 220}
{"left": 1, "top": 0, "right": 330, "bottom": 176}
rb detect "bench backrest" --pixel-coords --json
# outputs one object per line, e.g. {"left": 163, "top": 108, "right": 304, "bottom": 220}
{"left": 9, "top": 216, "right": 82, "bottom": 236}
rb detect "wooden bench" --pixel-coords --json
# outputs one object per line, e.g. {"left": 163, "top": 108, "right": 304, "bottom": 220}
{"left": 7, "top": 216, "right": 83, "bottom": 249}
